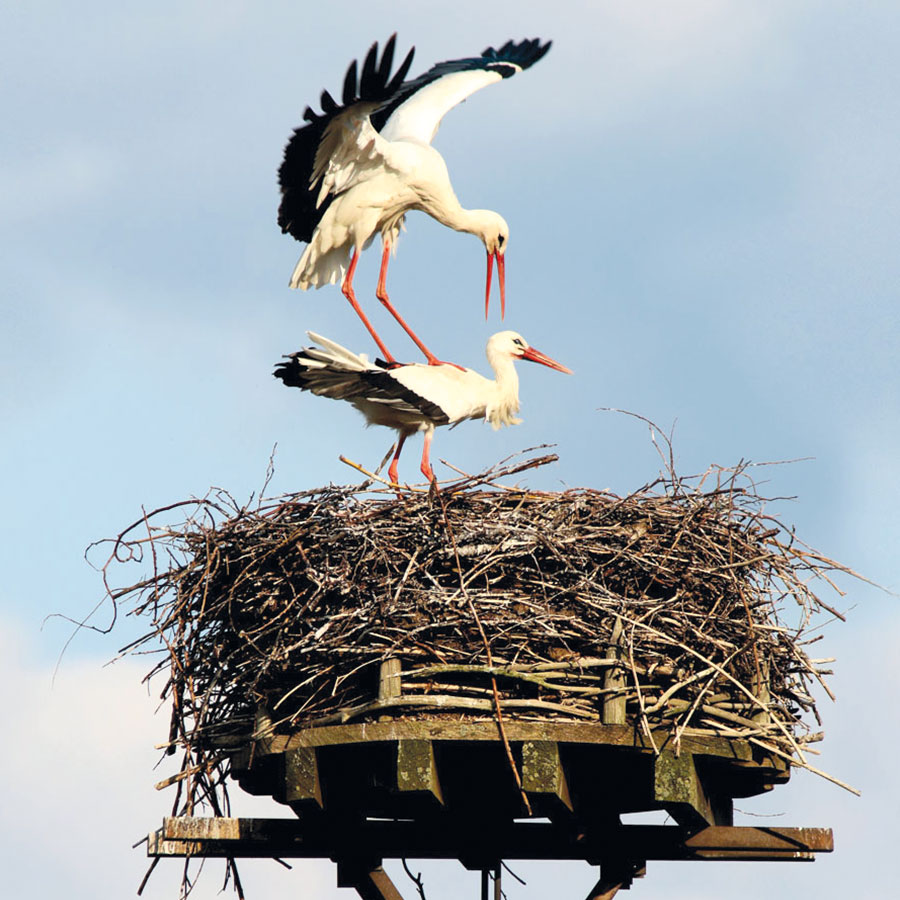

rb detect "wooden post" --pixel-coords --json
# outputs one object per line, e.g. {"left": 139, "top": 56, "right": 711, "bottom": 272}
{"left": 602, "top": 617, "right": 627, "bottom": 725}
{"left": 378, "top": 658, "right": 402, "bottom": 703}
{"left": 752, "top": 658, "right": 772, "bottom": 726}
{"left": 253, "top": 704, "right": 275, "bottom": 739}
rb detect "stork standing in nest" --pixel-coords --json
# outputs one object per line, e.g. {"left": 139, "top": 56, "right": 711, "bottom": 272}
{"left": 274, "top": 331, "right": 571, "bottom": 486}
{"left": 277, "top": 35, "right": 552, "bottom": 366}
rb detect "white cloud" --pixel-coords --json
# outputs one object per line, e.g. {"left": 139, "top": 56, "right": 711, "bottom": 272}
{"left": 0, "top": 617, "right": 341, "bottom": 899}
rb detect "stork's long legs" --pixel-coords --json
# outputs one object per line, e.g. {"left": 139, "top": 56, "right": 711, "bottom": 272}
{"left": 376, "top": 244, "right": 462, "bottom": 369}
{"left": 388, "top": 433, "right": 407, "bottom": 486}
{"left": 419, "top": 429, "right": 435, "bottom": 483}
{"left": 342, "top": 250, "right": 396, "bottom": 364}
{"left": 388, "top": 430, "right": 436, "bottom": 488}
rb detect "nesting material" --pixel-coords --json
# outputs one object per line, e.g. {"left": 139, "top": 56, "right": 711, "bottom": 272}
{"left": 106, "top": 452, "right": 853, "bottom": 814}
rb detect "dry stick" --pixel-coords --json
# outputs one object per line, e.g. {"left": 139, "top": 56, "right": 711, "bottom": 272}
{"left": 435, "top": 488, "right": 534, "bottom": 816}
{"left": 300, "top": 693, "right": 599, "bottom": 727}
{"left": 624, "top": 620, "right": 658, "bottom": 753}
{"left": 641, "top": 665, "right": 717, "bottom": 714}
{"left": 747, "top": 737, "right": 860, "bottom": 795}
{"left": 723, "top": 471, "right": 766, "bottom": 696}
{"left": 136, "top": 857, "right": 160, "bottom": 896}
{"left": 402, "top": 859, "right": 429, "bottom": 900}
{"left": 671, "top": 647, "right": 744, "bottom": 751}
{"left": 339, "top": 454, "right": 425, "bottom": 491}
{"left": 600, "top": 604, "right": 850, "bottom": 785}
{"left": 440, "top": 453, "right": 559, "bottom": 495}
{"left": 404, "top": 664, "right": 614, "bottom": 695}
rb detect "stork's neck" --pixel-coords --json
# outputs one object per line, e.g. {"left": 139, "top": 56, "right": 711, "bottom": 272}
{"left": 485, "top": 350, "right": 522, "bottom": 429}
{"left": 427, "top": 198, "right": 495, "bottom": 238}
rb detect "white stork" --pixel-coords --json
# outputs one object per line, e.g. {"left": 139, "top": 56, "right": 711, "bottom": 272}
{"left": 278, "top": 35, "right": 551, "bottom": 367}
{"left": 274, "top": 330, "right": 572, "bottom": 486}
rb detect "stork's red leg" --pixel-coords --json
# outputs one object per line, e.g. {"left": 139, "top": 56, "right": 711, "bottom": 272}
{"left": 388, "top": 433, "right": 407, "bottom": 486}
{"left": 419, "top": 429, "right": 436, "bottom": 484}
{"left": 342, "top": 249, "right": 397, "bottom": 364}
{"left": 376, "top": 244, "right": 464, "bottom": 371}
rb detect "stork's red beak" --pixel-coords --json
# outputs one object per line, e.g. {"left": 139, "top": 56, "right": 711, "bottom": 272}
{"left": 485, "top": 249, "right": 506, "bottom": 321}
{"left": 520, "top": 344, "right": 573, "bottom": 375}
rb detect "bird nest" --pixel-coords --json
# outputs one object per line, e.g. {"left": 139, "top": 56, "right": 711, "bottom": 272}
{"left": 102, "top": 450, "right": 855, "bottom": 819}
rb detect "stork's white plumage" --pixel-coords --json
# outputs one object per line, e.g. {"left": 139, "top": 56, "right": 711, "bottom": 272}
{"left": 274, "top": 330, "right": 571, "bottom": 485}
{"left": 277, "top": 36, "right": 551, "bottom": 366}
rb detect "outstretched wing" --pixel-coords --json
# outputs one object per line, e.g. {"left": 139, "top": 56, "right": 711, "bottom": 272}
{"left": 277, "top": 36, "right": 415, "bottom": 243}
{"left": 376, "top": 38, "right": 551, "bottom": 145}
{"left": 274, "top": 333, "right": 451, "bottom": 424}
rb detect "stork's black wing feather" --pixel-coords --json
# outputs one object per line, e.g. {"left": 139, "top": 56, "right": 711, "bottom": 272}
{"left": 274, "top": 352, "right": 451, "bottom": 425}
{"left": 277, "top": 35, "right": 415, "bottom": 244}
{"left": 371, "top": 37, "right": 551, "bottom": 131}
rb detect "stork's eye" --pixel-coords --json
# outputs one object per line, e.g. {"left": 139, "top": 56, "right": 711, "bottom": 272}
{"left": 513, "top": 338, "right": 524, "bottom": 347}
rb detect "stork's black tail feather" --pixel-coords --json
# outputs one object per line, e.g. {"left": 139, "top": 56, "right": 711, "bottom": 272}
{"left": 273, "top": 351, "right": 315, "bottom": 390}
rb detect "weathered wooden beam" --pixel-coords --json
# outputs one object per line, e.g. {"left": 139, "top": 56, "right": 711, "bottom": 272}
{"left": 246, "top": 719, "right": 781, "bottom": 772}
{"left": 147, "top": 818, "right": 833, "bottom": 862}
{"left": 283, "top": 745, "right": 324, "bottom": 808}
{"left": 396, "top": 740, "right": 444, "bottom": 805}
{"left": 521, "top": 740, "right": 574, "bottom": 816}
{"left": 148, "top": 832, "right": 201, "bottom": 858}
{"left": 163, "top": 817, "right": 241, "bottom": 840}
{"left": 685, "top": 826, "right": 834, "bottom": 854}
{"left": 150, "top": 816, "right": 305, "bottom": 858}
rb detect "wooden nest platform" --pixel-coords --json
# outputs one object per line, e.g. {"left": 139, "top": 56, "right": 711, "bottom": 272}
{"left": 104, "top": 452, "right": 854, "bottom": 896}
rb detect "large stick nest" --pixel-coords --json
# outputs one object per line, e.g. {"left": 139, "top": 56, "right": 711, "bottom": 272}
{"left": 102, "top": 451, "right": 854, "bottom": 819}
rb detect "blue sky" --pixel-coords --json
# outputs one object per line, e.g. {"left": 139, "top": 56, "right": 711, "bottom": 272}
{"left": 2, "top": 2, "right": 898, "bottom": 898}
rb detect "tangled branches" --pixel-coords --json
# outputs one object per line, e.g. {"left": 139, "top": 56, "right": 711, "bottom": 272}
{"left": 101, "top": 452, "right": 856, "bottom": 827}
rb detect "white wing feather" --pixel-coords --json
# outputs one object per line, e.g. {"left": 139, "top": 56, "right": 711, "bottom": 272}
{"left": 379, "top": 69, "right": 508, "bottom": 145}
{"left": 312, "top": 108, "right": 401, "bottom": 207}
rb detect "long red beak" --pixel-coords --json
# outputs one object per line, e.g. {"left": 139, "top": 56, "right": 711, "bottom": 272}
{"left": 520, "top": 344, "right": 573, "bottom": 375}
{"left": 485, "top": 249, "right": 506, "bottom": 320}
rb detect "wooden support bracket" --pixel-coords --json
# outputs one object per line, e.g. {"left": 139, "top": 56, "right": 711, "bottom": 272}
{"left": 521, "top": 740, "right": 574, "bottom": 818}
{"left": 654, "top": 750, "right": 723, "bottom": 828}
{"left": 283, "top": 746, "right": 324, "bottom": 809}
{"left": 396, "top": 740, "right": 444, "bottom": 805}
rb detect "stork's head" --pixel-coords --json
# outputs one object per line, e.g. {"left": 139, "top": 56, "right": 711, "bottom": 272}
{"left": 488, "top": 331, "right": 573, "bottom": 374}
{"left": 475, "top": 212, "right": 509, "bottom": 321}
